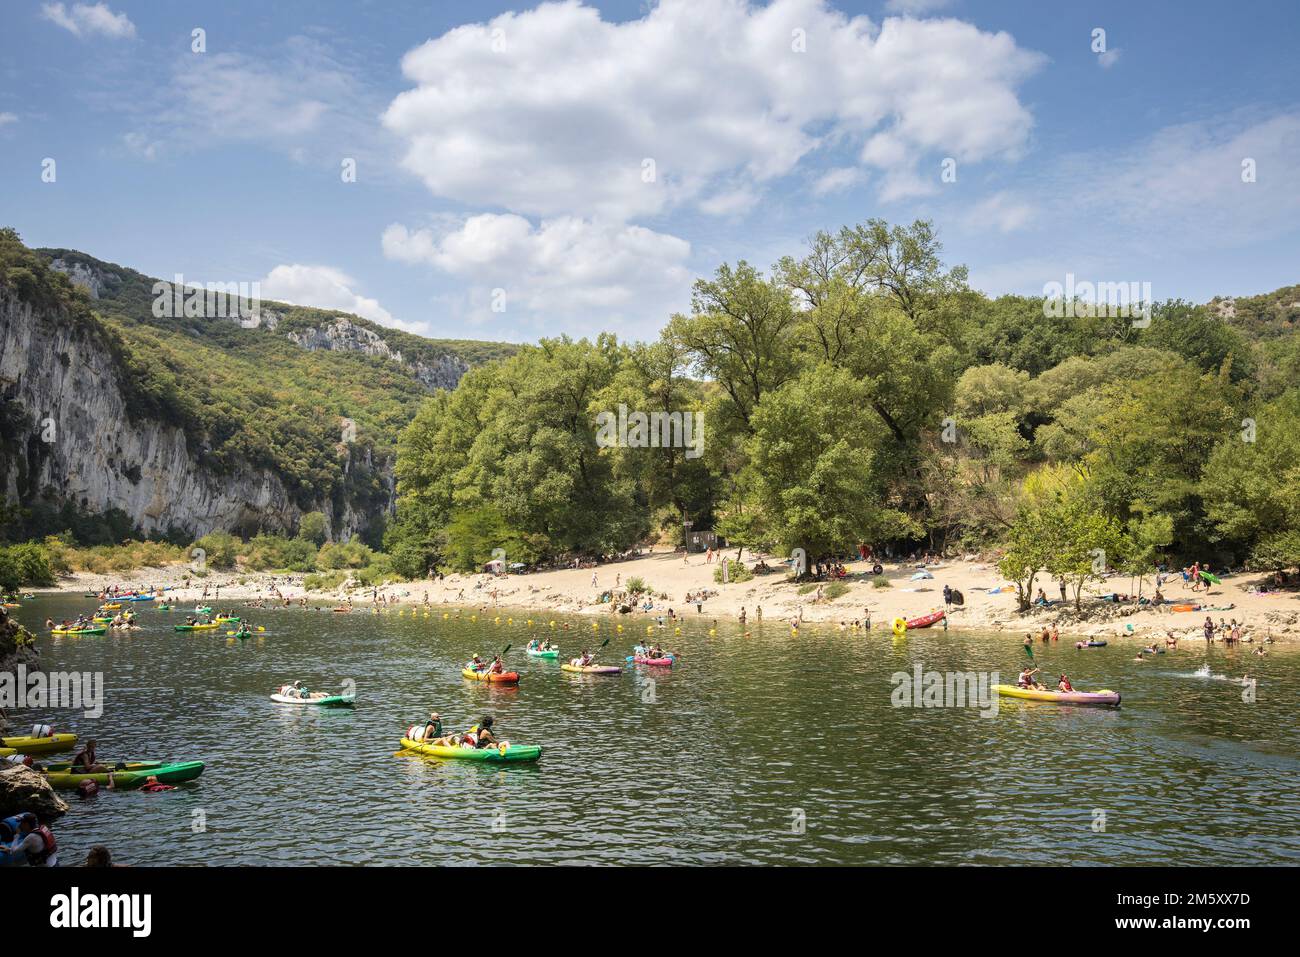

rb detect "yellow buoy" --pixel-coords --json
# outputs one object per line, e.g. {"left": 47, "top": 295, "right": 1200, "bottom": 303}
{"left": 675, "top": 627, "right": 681, "bottom": 635}
{"left": 709, "top": 629, "right": 716, "bottom": 636}
{"left": 617, "top": 624, "right": 623, "bottom": 632}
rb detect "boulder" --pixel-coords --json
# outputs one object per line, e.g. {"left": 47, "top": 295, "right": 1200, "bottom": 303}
{"left": 0, "top": 765, "right": 69, "bottom": 821}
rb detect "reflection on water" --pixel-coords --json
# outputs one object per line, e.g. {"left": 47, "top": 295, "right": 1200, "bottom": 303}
{"left": 10, "top": 598, "right": 1300, "bottom": 865}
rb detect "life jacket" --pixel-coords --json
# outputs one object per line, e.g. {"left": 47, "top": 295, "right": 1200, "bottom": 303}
{"left": 141, "top": 782, "right": 175, "bottom": 792}
{"left": 28, "top": 825, "right": 56, "bottom": 866}
{"left": 31, "top": 723, "right": 52, "bottom": 738}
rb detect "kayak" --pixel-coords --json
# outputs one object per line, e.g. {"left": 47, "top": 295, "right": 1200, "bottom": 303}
{"left": 174, "top": 623, "right": 218, "bottom": 631}
{"left": 462, "top": 669, "right": 520, "bottom": 684}
{"left": 192, "top": 607, "right": 212, "bottom": 614}
{"left": 0, "top": 733, "right": 77, "bottom": 754}
{"left": 43, "top": 761, "right": 205, "bottom": 789}
{"left": 157, "top": 605, "right": 173, "bottom": 611}
{"left": 213, "top": 616, "right": 241, "bottom": 623}
{"left": 906, "top": 611, "right": 946, "bottom": 629}
{"left": 631, "top": 655, "right": 674, "bottom": 666}
{"left": 270, "top": 692, "right": 355, "bottom": 707}
{"left": 526, "top": 646, "right": 560, "bottom": 658}
{"left": 51, "top": 626, "right": 106, "bottom": 635}
{"left": 995, "top": 684, "right": 1121, "bottom": 707}
{"left": 400, "top": 737, "right": 541, "bottom": 762}
{"left": 126, "top": 595, "right": 155, "bottom": 602}
{"left": 561, "top": 663, "right": 622, "bottom": 675}
{"left": 1199, "top": 571, "right": 1223, "bottom": 585}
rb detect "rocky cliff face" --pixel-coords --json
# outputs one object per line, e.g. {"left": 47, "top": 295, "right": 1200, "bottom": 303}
{"left": 0, "top": 287, "right": 380, "bottom": 539}
{"left": 48, "top": 259, "right": 471, "bottom": 391}
{"left": 286, "top": 317, "right": 469, "bottom": 391}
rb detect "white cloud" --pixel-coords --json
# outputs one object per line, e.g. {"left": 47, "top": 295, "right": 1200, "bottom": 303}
{"left": 41, "top": 2, "right": 135, "bottom": 39}
{"left": 259, "top": 264, "right": 420, "bottom": 333}
{"left": 965, "top": 111, "right": 1300, "bottom": 295}
{"left": 382, "top": 0, "right": 1042, "bottom": 219}
{"left": 1098, "top": 48, "right": 1122, "bottom": 69}
{"left": 884, "top": 0, "right": 956, "bottom": 14}
{"left": 0, "top": 113, "right": 17, "bottom": 129}
{"left": 117, "top": 36, "right": 386, "bottom": 167}
{"left": 382, "top": 215, "right": 692, "bottom": 334}
{"left": 811, "top": 166, "right": 865, "bottom": 196}
{"left": 964, "top": 191, "right": 1035, "bottom": 233}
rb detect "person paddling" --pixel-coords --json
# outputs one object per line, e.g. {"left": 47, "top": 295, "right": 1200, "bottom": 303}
{"left": 1017, "top": 667, "right": 1043, "bottom": 690}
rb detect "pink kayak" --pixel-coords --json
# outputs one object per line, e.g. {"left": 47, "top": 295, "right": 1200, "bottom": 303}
{"left": 633, "top": 655, "right": 674, "bottom": 667}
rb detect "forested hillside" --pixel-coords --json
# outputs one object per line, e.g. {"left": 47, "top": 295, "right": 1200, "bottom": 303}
{"left": 388, "top": 219, "right": 1300, "bottom": 594}
{"left": 0, "top": 228, "right": 514, "bottom": 545}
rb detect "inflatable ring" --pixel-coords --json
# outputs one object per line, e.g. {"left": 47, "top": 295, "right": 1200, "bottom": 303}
{"left": 872, "top": 563, "right": 883, "bottom": 576}
{"left": 892, "top": 617, "right": 908, "bottom": 637}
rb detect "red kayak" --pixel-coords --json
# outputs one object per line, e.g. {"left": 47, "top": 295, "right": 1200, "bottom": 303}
{"left": 906, "top": 611, "right": 946, "bottom": 629}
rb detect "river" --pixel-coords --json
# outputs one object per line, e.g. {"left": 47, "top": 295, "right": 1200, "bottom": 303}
{"left": 8, "top": 596, "right": 1300, "bottom": 865}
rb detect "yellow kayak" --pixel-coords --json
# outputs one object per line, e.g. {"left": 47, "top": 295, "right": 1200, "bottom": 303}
{"left": 995, "top": 684, "right": 1120, "bottom": 707}
{"left": 400, "top": 737, "right": 541, "bottom": 762}
{"left": 0, "top": 732, "right": 78, "bottom": 754}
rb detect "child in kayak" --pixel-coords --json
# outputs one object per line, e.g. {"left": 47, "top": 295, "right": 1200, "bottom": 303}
{"left": 572, "top": 649, "right": 594, "bottom": 667}
{"left": 1056, "top": 674, "right": 1074, "bottom": 692}
{"left": 487, "top": 655, "right": 505, "bottom": 675}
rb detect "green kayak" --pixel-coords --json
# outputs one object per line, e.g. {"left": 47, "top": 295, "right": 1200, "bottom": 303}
{"left": 400, "top": 737, "right": 541, "bottom": 762}
{"left": 43, "top": 760, "right": 205, "bottom": 789}
{"left": 526, "top": 646, "right": 560, "bottom": 659}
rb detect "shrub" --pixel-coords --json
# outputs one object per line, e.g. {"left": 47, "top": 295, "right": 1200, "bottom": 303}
{"left": 713, "top": 559, "right": 754, "bottom": 584}
{"left": 625, "top": 576, "right": 650, "bottom": 594}
{"left": 871, "top": 576, "right": 891, "bottom": 588}
{"left": 825, "top": 582, "right": 849, "bottom": 600}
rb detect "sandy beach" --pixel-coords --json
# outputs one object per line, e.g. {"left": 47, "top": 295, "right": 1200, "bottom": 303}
{"left": 38, "top": 548, "right": 1300, "bottom": 643}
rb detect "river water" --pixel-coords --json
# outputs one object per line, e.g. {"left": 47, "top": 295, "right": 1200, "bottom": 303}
{"left": 8, "top": 596, "right": 1300, "bottom": 866}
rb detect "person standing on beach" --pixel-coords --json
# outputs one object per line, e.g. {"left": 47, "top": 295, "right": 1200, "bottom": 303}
{"left": 755, "top": 605, "right": 762, "bottom": 622}
{"left": 739, "top": 607, "right": 747, "bottom": 625}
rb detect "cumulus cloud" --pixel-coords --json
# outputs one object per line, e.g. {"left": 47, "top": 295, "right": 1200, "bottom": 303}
{"left": 41, "top": 2, "right": 135, "bottom": 39}
{"left": 1098, "top": 48, "right": 1122, "bottom": 69}
{"left": 884, "top": 0, "right": 956, "bottom": 14}
{"left": 259, "top": 264, "right": 421, "bottom": 333}
{"left": 382, "top": 215, "right": 693, "bottom": 333}
{"left": 381, "top": 0, "right": 1042, "bottom": 218}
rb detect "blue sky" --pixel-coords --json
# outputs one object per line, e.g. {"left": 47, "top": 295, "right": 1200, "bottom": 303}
{"left": 2, "top": 0, "right": 1298, "bottom": 343}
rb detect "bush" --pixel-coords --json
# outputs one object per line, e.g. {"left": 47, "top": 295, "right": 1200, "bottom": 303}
{"left": 871, "top": 576, "right": 891, "bottom": 588}
{"left": 825, "top": 582, "right": 849, "bottom": 600}
{"left": 193, "top": 531, "right": 238, "bottom": 569}
{"left": 317, "top": 540, "right": 374, "bottom": 570}
{"left": 298, "top": 511, "right": 328, "bottom": 546}
{"left": 625, "top": 576, "right": 650, "bottom": 595}
{"left": 713, "top": 559, "right": 754, "bottom": 584}
{"left": 243, "top": 534, "right": 317, "bottom": 572}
